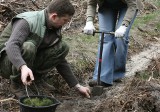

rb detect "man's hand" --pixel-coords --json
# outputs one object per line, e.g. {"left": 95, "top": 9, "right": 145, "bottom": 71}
{"left": 75, "top": 84, "right": 91, "bottom": 98}
{"left": 83, "top": 21, "right": 95, "bottom": 35}
{"left": 20, "top": 65, "right": 34, "bottom": 85}
{"left": 115, "top": 25, "right": 127, "bottom": 38}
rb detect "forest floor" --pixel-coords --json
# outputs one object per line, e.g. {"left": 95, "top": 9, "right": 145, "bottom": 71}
{"left": 0, "top": 0, "right": 160, "bottom": 112}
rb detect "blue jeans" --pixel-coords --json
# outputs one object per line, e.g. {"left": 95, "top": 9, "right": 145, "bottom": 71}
{"left": 93, "top": 7, "right": 138, "bottom": 84}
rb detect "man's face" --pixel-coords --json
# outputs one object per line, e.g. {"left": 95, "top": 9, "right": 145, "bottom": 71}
{"left": 50, "top": 13, "right": 72, "bottom": 28}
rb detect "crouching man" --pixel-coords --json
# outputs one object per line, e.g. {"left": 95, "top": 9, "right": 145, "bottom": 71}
{"left": 0, "top": 0, "right": 90, "bottom": 98}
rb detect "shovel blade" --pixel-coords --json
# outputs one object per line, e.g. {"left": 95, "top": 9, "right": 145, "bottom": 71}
{"left": 91, "top": 86, "right": 104, "bottom": 96}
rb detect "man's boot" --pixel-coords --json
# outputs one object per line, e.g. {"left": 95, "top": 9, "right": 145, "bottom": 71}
{"left": 10, "top": 80, "right": 34, "bottom": 98}
{"left": 10, "top": 66, "right": 35, "bottom": 98}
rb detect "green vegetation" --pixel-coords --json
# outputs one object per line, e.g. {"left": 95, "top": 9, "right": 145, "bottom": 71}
{"left": 154, "top": 0, "right": 160, "bottom": 7}
{"left": 64, "top": 33, "right": 98, "bottom": 45}
{"left": 130, "top": 0, "right": 160, "bottom": 50}
{"left": 64, "top": 33, "right": 98, "bottom": 74}
{"left": 135, "top": 68, "right": 160, "bottom": 80}
{"left": 156, "top": 21, "right": 160, "bottom": 30}
{"left": 132, "top": 11, "right": 158, "bottom": 29}
{"left": 132, "top": 0, "right": 160, "bottom": 29}
{"left": 23, "top": 97, "right": 54, "bottom": 107}
{"left": 135, "top": 71, "right": 150, "bottom": 80}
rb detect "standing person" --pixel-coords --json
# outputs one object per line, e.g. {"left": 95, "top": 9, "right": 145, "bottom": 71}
{"left": 83, "top": 0, "right": 143, "bottom": 87}
{"left": 0, "top": 0, "right": 90, "bottom": 98}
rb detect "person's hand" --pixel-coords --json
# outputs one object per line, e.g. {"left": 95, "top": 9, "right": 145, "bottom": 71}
{"left": 20, "top": 65, "right": 34, "bottom": 85}
{"left": 115, "top": 25, "right": 127, "bottom": 38}
{"left": 75, "top": 84, "right": 91, "bottom": 98}
{"left": 83, "top": 21, "right": 95, "bottom": 35}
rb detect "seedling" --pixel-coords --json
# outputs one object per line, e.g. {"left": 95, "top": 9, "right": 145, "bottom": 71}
{"left": 23, "top": 97, "right": 54, "bottom": 107}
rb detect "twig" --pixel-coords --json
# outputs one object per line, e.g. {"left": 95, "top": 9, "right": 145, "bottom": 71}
{"left": 63, "top": 17, "right": 73, "bottom": 30}
{"left": 30, "top": 0, "right": 40, "bottom": 9}
{"left": 148, "top": 65, "right": 156, "bottom": 81}
{"left": 0, "top": 98, "right": 18, "bottom": 103}
{"left": 130, "top": 35, "right": 144, "bottom": 48}
{"left": 10, "top": 1, "right": 25, "bottom": 6}
{"left": 155, "top": 58, "right": 160, "bottom": 74}
{"left": 120, "top": 100, "right": 134, "bottom": 112}
{"left": 0, "top": 21, "right": 5, "bottom": 25}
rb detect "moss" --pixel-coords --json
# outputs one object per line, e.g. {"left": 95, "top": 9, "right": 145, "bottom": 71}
{"left": 23, "top": 97, "right": 54, "bottom": 107}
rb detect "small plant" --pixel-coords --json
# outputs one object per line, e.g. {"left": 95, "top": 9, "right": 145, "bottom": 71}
{"left": 23, "top": 97, "right": 54, "bottom": 107}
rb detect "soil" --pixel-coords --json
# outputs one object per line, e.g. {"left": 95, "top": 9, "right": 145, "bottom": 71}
{"left": 0, "top": 0, "right": 160, "bottom": 112}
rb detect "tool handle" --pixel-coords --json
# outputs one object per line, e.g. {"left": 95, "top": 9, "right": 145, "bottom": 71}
{"left": 97, "top": 31, "right": 114, "bottom": 85}
{"left": 93, "top": 31, "right": 114, "bottom": 36}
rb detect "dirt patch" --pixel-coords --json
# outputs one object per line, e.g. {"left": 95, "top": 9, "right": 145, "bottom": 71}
{"left": 0, "top": 0, "right": 160, "bottom": 112}
{"left": 92, "top": 78, "right": 160, "bottom": 112}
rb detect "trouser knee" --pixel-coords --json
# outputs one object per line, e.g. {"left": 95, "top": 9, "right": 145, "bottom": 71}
{"left": 22, "top": 42, "right": 36, "bottom": 67}
{"left": 22, "top": 42, "right": 36, "bottom": 57}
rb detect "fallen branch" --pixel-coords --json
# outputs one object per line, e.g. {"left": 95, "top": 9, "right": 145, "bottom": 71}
{"left": 130, "top": 35, "right": 144, "bottom": 48}
{"left": 30, "top": 0, "right": 40, "bottom": 9}
{"left": 10, "top": 1, "right": 25, "bottom": 6}
{"left": 0, "top": 98, "right": 18, "bottom": 103}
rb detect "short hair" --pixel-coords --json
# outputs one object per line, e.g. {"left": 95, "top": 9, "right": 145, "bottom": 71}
{"left": 47, "top": 0, "right": 75, "bottom": 17}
